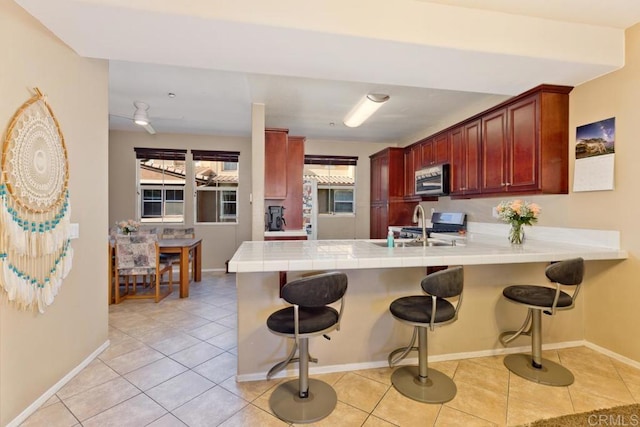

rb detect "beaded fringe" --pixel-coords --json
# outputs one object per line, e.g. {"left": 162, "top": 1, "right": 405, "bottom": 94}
{"left": 0, "top": 186, "right": 73, "bottom": 313}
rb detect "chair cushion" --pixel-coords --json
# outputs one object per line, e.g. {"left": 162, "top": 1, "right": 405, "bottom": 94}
{"left": 503, "top": 285, "right": 573, "bottom": 308}
{"left": 267, "top": 306, "right": 339, "bottom": 335}
{"left": 389, "top": 296, "right": 456, "bottom": 324}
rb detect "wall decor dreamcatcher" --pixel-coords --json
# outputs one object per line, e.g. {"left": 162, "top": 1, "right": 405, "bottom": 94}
{"left": 1, "top": 88, "right": 73, "bottom": 313}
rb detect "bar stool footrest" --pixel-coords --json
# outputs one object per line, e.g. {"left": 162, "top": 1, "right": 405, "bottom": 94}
{"left": 269, "top": 378, "right": 337, "bottom": 423}
{"left": 504, "top": 353, "right": 574, "bottom": 386}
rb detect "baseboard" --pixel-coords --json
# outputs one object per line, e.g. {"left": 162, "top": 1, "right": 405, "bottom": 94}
{"left": 236, "top": 340, "right": 588, "bottom": 382}
{"left": 7, "top": 340, "right": 110, "bottom": 427}
{"left": 585, "top": 341, "right": 640, "bottom": 370}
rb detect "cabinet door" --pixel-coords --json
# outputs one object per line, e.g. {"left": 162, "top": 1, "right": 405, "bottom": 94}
{"left": 370, "top": 153, "right": 390, "bottom": 203}
{"left": 420, "top": 140, "right": 433, "bottom": 167}
{"left": 265, "top": 131, "right": 288, "bottom": 199}
{"left": 370, "top": 155, "right": 382, "bottom": 203}
{"left": 464, "top": 119, "right": 482, "bottom": 195}
{"left": 433, "top": 133, "right": 450, "bottom": 165}
{"left": 450, "top": 120, "right": 481, "bottom": 196}
{"left": 481, "top": 108, "right": 508, "bottom": 193}
{"left": 508, "top": 96, "right": 539, "bottom": 192}
{"left": 449, "top": 126, "right": 465, "bottom": 194}
{"left": 284, "top": 136, "right": 304, "bottom": 229}
{"left": 370, "top": 204, "right": 388, "bottom": 239}
{"left": 404, "top": 148, "right": 415, "bottom": 198}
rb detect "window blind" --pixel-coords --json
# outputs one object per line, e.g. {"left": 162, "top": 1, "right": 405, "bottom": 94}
{"left": 134, "top": 147, "right": 187, "bottom": 161}
{"left": 191, "top": 150, "right": 240, "bottom": 162}
{"left": 304, "top": 155, "right": 358, "bottom": 166}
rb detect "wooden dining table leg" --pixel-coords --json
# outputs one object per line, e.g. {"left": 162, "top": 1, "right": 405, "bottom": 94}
{"left": 180, "top": 246, "right": 189, "bottom": 298}
{"left": 194, "top": 242, "right": 202, "bottom": 282}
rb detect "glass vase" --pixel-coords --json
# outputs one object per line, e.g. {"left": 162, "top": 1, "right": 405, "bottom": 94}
{"left": 509, "top": 222, "right": 525, "bottom": 245}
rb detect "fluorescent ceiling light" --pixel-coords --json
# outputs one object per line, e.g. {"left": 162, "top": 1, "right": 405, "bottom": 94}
{"left": 343, "top": 94, "right": 390, "bottom": 128}
{"left": 133, "top": 101, "right": 150, "bottom": 126}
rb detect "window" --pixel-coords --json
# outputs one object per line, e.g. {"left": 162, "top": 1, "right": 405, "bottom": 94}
{"left": 135, "top": 147, "right": 187, "bottom": 223}
{"left": 192, "top": 150, "right": 240, "bottom": 223}
{"left": 304, "top": 155, "right": 357, "bottom": 215}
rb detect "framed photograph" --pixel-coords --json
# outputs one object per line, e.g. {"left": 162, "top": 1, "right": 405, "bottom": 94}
{"left": 573, "top": 117, "right": 615, "bottom": 192}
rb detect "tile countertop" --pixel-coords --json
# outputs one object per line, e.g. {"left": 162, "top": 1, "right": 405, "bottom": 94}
{"left": 230, "top": 224, "right": 628, "bottom": 273}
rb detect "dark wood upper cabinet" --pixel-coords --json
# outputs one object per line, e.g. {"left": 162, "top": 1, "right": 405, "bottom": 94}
{"left": 433, "top": 132, "right": 450, "bottom": 165}
{"left": 370, "top": 147, "right": 404, "bottom": 202}
{"left": 264, "top": 128, "right": 304, "bottom": 229}
{"left": 403, "top": 144, "right": 421, "bottom": 200}
{"left": 284, "top": 136, "right": 304, "bottom": 229}
{"left": 450, "top": 119, "right": 482, "bottom": 196}
{"left": 420, "top": 139, "right": 433, "bottom": 168}
{"left": 399, "top": 83, "right": 572, "bottom": 200}
{"left": 508, "top": 96, "right": 538, "bottom": 192}
{"left": 420, "top": 133, "right": 450, "bottom": 167}
{"left": 264, "top": 128, "right": 289, "bottom": 199}
{"left": 478, "top": 87, "right": 570, "bottom": 197}
{"left": 481, "top": 108, "right": 509, "bottom": 193}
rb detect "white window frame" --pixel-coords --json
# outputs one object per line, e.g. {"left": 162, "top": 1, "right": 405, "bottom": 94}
{"left": 318, "top": 185, "right": 356, "bottom": 216}
{"left": 139, "top": 185, "right": 185, "bottom": 223}
{"left": 194, "top": 185, "right": 239, "bottom": 225}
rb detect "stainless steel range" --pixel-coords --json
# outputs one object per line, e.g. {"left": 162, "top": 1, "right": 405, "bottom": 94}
{"left": 400, "top": 212, "right": 466, "bottom": 239}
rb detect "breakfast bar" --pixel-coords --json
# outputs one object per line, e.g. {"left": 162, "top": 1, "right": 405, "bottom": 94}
{"left": 228, "top": 227, "right": 627, "bottom": 381}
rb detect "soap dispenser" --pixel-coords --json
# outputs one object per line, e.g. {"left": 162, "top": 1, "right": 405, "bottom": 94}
{"left": 387, "top": 228, "right": 395, "bottom": 248}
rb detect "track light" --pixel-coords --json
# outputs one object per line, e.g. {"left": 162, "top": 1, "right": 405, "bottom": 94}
{"left": 133, "top": 101, "right": 150, "bottom": 126}
{"left": 343, "top": 94, "right": 390, "bottom": 128}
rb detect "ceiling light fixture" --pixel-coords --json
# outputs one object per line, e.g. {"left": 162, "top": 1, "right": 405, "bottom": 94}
{"left": 133, "top": 101, "right": 150, "bottom": 126}
{"left": 343, "top": 94, "right": 390, "bottom": 128}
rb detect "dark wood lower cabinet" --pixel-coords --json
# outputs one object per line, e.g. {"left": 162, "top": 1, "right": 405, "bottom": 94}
{"left": 370, "top": 201, "right": 414, "bottom": 239}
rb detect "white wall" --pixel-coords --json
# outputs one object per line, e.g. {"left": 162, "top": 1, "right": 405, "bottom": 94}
{"left": 0, "top": 1, "right": 109, "bottom": 424}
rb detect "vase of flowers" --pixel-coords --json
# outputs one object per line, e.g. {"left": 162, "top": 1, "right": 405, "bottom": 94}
{"left": 495, "top": 200, "right": 540, "bottom": 245}
{"left": 117, "top": 219, "right": 140, "bottom": 235}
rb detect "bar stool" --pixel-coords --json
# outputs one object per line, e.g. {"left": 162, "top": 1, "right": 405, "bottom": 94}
{"left": 266, "top": 271, "right": 348, "bottom": 423}
{"left": 388, "top": 266, "right": 464, "bottom": 403}
{"left": 499, "top": 257, "right": 584, "bottom": 386}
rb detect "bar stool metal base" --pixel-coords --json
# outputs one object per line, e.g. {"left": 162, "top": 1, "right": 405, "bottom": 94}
{"left": 391, "top": 366, "right": 457, "bottom": 403}
{"left": 269, "top": 378, "right": 337, "bottom": 423}
{"left": 504, "top": 353, "right": 574, "bottom": 386}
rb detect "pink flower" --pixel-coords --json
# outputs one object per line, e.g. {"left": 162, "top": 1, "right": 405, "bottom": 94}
{"left": 510, "top": 200, "right": 523, "bottom": 215}
{"left": 529, "top": 203, "right": 541, "bottom": 216}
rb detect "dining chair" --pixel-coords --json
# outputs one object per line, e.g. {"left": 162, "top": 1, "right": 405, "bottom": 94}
{"left": 114, "top": 234, "right": 173, "bottom": 303}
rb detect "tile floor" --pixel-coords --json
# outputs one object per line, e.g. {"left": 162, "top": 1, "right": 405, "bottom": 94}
{"left": 21, "top": 272, "right": 640, "bottom": 426}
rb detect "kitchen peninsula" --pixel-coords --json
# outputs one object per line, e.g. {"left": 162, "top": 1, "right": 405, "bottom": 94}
{"left": 229, "top": 227, "right": 627, "bottom": 381}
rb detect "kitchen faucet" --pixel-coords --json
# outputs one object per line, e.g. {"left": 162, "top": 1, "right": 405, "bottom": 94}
{"left": 412, "top": 204, "right": 427, "bottom": 246}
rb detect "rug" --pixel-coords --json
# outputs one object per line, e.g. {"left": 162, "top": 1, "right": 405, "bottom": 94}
{"left": 520, "top": 403, "right": 640, "bottom": 427}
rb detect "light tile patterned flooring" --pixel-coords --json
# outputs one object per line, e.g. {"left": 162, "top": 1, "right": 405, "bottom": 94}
{"left": 22, "top": 272, "right": 640, "bottom": 426}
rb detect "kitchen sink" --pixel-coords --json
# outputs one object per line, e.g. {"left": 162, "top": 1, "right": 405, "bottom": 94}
{"left": 370, "top": 239, "right": 455, "bottom": 248}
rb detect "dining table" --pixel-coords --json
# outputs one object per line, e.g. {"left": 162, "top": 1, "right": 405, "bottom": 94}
{"left": 109, "top": 236, "right": 203, "bottom": 302}
{"left": 158, "top": 237, "right": 202, "bottom": 298}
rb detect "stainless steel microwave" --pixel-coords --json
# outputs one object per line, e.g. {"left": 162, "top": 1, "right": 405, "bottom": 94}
{"left": 415, "top": 164, "right": 450, "bottom": 196}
